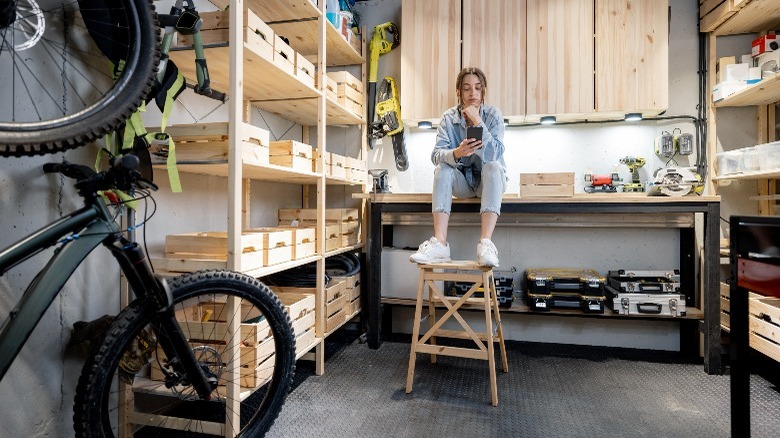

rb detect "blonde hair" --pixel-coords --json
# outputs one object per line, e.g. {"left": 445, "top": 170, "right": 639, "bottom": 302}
{"left": 456, "top": 67, "right": 487, "bottom": 105}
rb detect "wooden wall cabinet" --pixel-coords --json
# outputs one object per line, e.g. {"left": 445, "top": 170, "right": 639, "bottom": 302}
{"left": 526, "top": 0, "right": 594, "bottom": 116}
{"left": 400, "top": 0, "right": 461, "bottom": 122}
{"left": 462, "top": 0, "right": 527, "bottom": 117}
{"left": 595, "top": 0, "right": 668, "bottom": 114}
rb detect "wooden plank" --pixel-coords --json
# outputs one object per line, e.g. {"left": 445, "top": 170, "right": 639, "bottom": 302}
{"left": 520, "top": 172, "right": 575, "bottom": 185}
{"left": 714, "top": 0, "right": 780, "bottom": 35}
{"left": 279, "top": 207, "right": 359, "bottom": 222}
{"left": 462, "top": 0, "right": 527, "bottom": 116}
{"left": 268, "top": 19, "right": 362, "bottom": 66}
{"left": 749, "top": 332, "right": 780, "bottom": 362}
{"left": 526, "top": 0, "right": 594, "bottom": 115}
{"left": 327, "top": 71, "right": 363, "bottom": 91}
{"left": 131, "top": 413, "right": 224, "bottom": 436}
{"left": 246, "top": 0, "right": 320, "bottom": 22}
{"left": 700, "top": 0, "right": 738, "bottom": 32}
{"left": 700, "top": 0, "right": 726, "bottom": 19}
{"left": 414, "top": 344, "right": 489, "bottom": 360}
{"left": 749, "top": 316, "right": 780, "bottom": 345}
{"left": 325, "top": 307, "right": 347, "bottom": 333}
{"left": 520, "top": 184, "right": 574, "bottom": 198}
{"left": 595, "top": 0, "right": 668, "bottom": 112}
{"left": 269, "top": 140, "right": 313, "bottom": 158}
{"left": 291, "top": 311, "right": 316, "bottom": 336}
{"left": 353, "top": 192, "right": 721, "bottom": 204}
{"left": 401, "top": 0, "right": 461, "bottom": 121}
{"left": 714, "top": 74, "right": 780, "bottom": 108}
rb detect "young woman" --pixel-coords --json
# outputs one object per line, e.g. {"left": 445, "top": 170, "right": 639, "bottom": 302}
{"left": 410, "top": 67, "right": 507, "bottom": 267}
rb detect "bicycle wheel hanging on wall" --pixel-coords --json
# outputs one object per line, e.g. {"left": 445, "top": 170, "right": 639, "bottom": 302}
{"left": 0, "top": 0, "right": 159, "bottom": 157}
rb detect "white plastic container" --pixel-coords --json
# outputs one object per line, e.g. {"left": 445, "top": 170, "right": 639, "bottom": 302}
{"left": 741, "top": 146, "right": 760, "bottom": 172}
{"left": 715, "top": 150, "right": 743, "bottom": 176}
{"left": 756, "top": 141, "right": 780, "bottom": 171}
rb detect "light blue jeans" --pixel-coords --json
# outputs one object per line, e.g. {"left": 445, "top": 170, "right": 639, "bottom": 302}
{"left": 432, "top": 161, "right": 507, "bottom": 215}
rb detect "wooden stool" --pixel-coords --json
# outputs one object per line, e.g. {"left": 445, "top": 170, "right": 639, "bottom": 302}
{"left": 406, "top": 261, "right": 509, "bottom": 406}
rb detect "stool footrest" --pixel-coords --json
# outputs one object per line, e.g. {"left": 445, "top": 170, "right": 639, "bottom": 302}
{"left": 437, "top": 296, "right": 487, "bottom": 305}
{"left": 430, "top": 328, "right": 500, "bottom": 342}
{"left": 414, "top": 344, "right": 489, "bottom": 361}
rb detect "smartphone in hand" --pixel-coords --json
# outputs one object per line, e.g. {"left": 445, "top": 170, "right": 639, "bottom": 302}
{"left": 466, "top": 126, "right": 483, "bottom": 148}
{"left": 466, "top": 125, "right": 483, "bottom": 140}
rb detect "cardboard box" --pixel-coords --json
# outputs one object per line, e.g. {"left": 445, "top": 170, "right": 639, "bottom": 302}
{"left": 716, "top": 56, "right": 736, "bottom": 82}
{"left": 712, "top": 80, "right": 748, "bottom": 102}
{"left": 724, "top": 63, "right": 749, "bottom": 81}
{"left": 752, "top": 34, "right": 778, "bottom": 57}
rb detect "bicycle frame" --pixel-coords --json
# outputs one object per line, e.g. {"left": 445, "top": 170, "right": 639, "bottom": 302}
{"left": 0, "top": 194, "right": 214, "bottom": 397}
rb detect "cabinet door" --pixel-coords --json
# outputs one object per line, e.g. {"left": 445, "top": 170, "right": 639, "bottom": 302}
{"left": 462, "top": 0, "right": 526, "bottom": 117}
{"left": 595, "top": 0, "right": 668, "bottom": 113}
{"left": 526, "top": 0, "right": 594, "bottom": 115}
{"left": 400, "top": 0, "right": 461, "bottom": 122}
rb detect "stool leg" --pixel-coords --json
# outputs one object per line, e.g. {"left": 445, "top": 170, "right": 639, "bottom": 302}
{"left": 428, "top": 278, "right": 437, "bottom": 364}
{"left": 490, "top": 276, "right": 509, "bottom": 373}
{"left": 484, "top": 270, "right": 498, "bottom": 407}
{"left": 406, "top": 267, "right": 426, "bottom": 393}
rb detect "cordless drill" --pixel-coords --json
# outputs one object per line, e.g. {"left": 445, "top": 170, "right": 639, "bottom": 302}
{"left": 620, "top": 156, "right": 646, "bottom": 192}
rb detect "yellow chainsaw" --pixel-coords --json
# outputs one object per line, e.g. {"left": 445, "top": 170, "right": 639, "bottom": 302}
{"left": 367, "top": 22, "right": 407, "bottom": 171}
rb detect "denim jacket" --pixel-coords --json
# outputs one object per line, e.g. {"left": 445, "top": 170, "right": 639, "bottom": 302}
{"left": 431, "top": 104, "right": 506, "bottom": 188}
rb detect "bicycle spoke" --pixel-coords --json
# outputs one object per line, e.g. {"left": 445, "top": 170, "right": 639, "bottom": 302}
{"left": 7, "top": 41, "right": 64, "bottom": 118}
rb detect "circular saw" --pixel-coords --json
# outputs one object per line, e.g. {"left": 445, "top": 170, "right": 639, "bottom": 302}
{"left": 648, "top": 167, "right": 703, "bottom": 197}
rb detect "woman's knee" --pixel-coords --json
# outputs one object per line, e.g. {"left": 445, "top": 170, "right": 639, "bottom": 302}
{"left": 434, "top": 164, "right": 456, "bottom": 184}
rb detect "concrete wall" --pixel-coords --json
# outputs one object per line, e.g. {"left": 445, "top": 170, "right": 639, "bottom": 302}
{"left": 0, "top": 0, "right": 762, "bottom": 435}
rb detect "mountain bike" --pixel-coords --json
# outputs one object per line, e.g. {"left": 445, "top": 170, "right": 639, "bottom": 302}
{"left": 0, "top": 0, "right": 223, "bottom": 156}
{"left": 0, "top": 153, "right": 296, "bottom": 437}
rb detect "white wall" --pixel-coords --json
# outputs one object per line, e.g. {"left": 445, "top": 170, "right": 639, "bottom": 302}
{"left": 0, "top": 0, "right": 762, "bottom": 435}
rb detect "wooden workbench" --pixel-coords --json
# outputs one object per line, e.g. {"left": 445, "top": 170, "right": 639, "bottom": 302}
{"left": 356, "top": 192, "right": 723, "bottom": 374}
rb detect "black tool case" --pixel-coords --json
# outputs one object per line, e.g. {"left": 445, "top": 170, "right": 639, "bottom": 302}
{"left": 524, "top": 268, "right": 606, "bottom": 313}
{"left": 607, "top": 269, "right": 681, "bottom": 293}
{"left": 446, "top": 269, "right": 515, "bottom": 308}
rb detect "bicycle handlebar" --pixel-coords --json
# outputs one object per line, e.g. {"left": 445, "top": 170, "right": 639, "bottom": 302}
{"left": 43, "top": 153, "right": 158, "bottom": 197}
{"left": 194, "top": 85, "right": 227, "bottom": 103}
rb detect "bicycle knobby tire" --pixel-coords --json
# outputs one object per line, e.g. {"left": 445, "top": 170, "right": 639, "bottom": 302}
{"left": 0, "top": 0, "right": 160, "bottom": 157}
{"left": 73, "top": 270, "right": 296, "bottom": 437}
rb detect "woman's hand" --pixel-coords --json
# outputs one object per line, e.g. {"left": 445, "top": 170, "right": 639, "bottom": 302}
{"left": 454, "top": 137, "right": 482, "bottom": 159}
{"left": 462, "top": 105, "right": 481, "bottom": 127}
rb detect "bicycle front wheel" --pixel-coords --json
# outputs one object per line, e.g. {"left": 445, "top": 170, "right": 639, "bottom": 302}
{"left": 0, "top": 0, "right": 159, "bottom": 156}
{"left": 73, "top": 270, "right": 296, "bottom": 437}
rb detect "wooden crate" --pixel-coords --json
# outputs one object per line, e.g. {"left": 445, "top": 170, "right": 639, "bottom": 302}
{"left": 316, "top": 74, "right": 338, "bottom": 100}
{"left": 176, "top": 9, "right": 275, "bottom": 62}
{"left": 269, "top": 140, "right": 314, "bottom": 171}
{"left": 347, "top": 297, "right": 361, "bottom": 317}
{"left": 295, "top": 52, "right": 315, "bottom": 88}
{"left": 327, "top": 71, "right": 363, "bottom": 92}
{"left": 272, "top": 279, "right": 347, "bottom": 303}
{"left": 519, "top": 172, "right": 574, "bottom": 198}
{"left": 326, "top": 307, "right": 347, "bottom": 334}
{"left": 279, "top": 207, "right": 359, "bottom": 223}
{"left": 272, "top": 35, "right": 296, "bottom": 76}
{"left": 326, "top": 289, "right": 348, "bottom": 317}
{"left": 151, "top": 122, "right": 271, "bottom": 165}
{"left": 749, "top": 297, "right": 780, "bottom": 363}
{"left": 699, "top": 0, "right": 741, "bottom": 33}
{"left": 295, "top": 327, "right": 317, "bottom": 357}
{"left": 274, "top": 226, "right": 316, "bottom": 259}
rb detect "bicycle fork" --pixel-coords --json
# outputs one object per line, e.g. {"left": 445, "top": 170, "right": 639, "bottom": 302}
{"left": 108, "top": 237, "right": 217, "bottom": 399}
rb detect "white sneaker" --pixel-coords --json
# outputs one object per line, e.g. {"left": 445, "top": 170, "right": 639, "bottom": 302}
{"left": 409, "top": 237, "right": 451, "bottom": 264}
{"left": 477, "top": 238, "right": 499, "bottom": 267}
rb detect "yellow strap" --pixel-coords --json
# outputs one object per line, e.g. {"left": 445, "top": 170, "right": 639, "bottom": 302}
{"left": 166, "top": 137, "right": 182, "bottom": 193}
{"left": 160, "top": 70, "right": 184, "bottom": 133}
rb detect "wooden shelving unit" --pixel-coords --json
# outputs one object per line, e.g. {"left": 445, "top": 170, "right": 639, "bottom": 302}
{"left": 704, "top": 0, "right": 780, "bottom": 374}
{"left": 160, "top": 0, "right": 367, "bottom": 397}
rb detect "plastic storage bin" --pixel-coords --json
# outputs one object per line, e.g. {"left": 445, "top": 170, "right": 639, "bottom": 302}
{"left": 742, "top": 146, "right": 760, "bottom": 172}
{"left": 756, "top": 141, "right": 780, "bottom": 171}
{"left": 715, "top": 150, "right": 743, "bottom": 176}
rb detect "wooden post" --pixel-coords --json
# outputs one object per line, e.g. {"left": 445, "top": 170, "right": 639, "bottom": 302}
{"left": 314, "top": 0, "right": 327, "bottom": 376}
{"left": 705, "top": 33, "right": 717, "bottom": 196}
{"left": 225, "top": 0, "right": 243, "bottom": 436}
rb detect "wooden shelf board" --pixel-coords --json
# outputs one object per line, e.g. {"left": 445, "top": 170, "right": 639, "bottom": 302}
{"left": 713, "top": 168, "right": 780, "bottom": 181}
{"left": 246, "top": 255, "right": 322, "bottom": 278}
{"left": 381, "top": 297, "right": 704, "bottom": 320}
{"left": 324, "top": 243, "right": 364, "bottom": 258}
{"left": 354, "top": 192, "right": 721, "bottom": 204}
{"left": 269, "top": 19, "right": 363, "bottom": 66}
{"left": 252, "top": 95, "right": 364, "bottom": 126}
{"left": 713, "top": 0, "right": 780, "bottom": 36}
{"left": 168, "top": 42, "right": 320, "bottom": 102}
{"left": 248, "top": 0, "right": 320, "bottom": 22}
{"left": 714, "top": 74, "right": 780, "bottom": 107}
{"left": 132, "top": 377, "right": 258, "bottom": 402}
{"left": 154, "top": 161, "right": 323, "bottom": 184}
{"left": 326, "top": 174, "right": 366, "bottom": 186}
{"left": 295, "top": 336, "right": 322, "bottom": 361}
